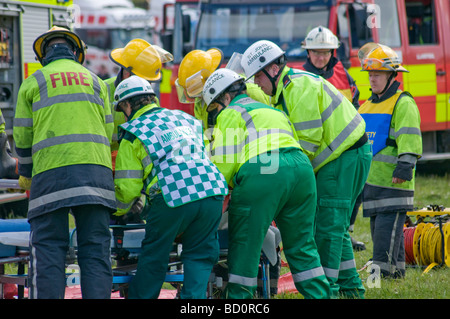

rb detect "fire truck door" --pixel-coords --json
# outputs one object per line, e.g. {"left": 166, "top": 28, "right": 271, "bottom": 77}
{"left": 400, "top": 0, "right": 448, "bottom": 132}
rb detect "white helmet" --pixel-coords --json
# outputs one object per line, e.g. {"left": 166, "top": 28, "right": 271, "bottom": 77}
{"left": 114, "top": 75, "right": 155, "bottom": 105}
{"left": 202, "top": 68, "right": 243, "bottom": 106}
{"left": 240, "top": 40, "right": 285, "bottom": 79}
{"left": 302, "top": 26, "right": 339, "bottom": 50}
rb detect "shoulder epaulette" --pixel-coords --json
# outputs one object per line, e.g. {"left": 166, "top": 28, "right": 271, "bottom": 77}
{"left": 282, "top": 74, "right": 291, "bottom": 88}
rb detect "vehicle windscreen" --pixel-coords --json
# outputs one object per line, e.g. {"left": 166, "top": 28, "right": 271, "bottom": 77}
{"left": 76, "top": 28, "right": 153, "bottom": 50}
{"left": 196, "top": 2, "right": 331, "bottom": 60}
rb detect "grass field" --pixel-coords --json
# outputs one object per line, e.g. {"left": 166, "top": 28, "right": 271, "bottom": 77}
{"left": 277, "top": 173, "right": 450, "bottom": 299}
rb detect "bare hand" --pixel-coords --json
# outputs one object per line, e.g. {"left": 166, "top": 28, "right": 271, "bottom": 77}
{"left": 392, "top": 177, "right": 406, "bottom": 184}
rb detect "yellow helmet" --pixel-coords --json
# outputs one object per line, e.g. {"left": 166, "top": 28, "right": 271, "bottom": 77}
{"left": 33, "top": 26, "right": 86, "bottom": 64}
{"left": 178, "top": 49, "right": 223, "bottom": 88}
{"left": 358, "top": 42, "right": 408, "bottom": 72}
{"left": 110, "top": 39, "right": 171, "bottom": 81}
{"left": 176, "top": 48, "right": 223, "bottom": 102}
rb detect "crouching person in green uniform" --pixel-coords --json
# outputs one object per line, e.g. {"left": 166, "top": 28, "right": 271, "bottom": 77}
{"left": 202, "top": 68, "right": 330, "bottom": 299}
{"left": 113, "top": 75, "right": 229, "bottom": 299}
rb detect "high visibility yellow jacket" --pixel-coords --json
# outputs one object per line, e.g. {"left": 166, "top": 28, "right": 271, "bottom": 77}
{"left": 359, "top": 83, "right": 422, "bottom": 214}
{"left": 114, "top": 104, "right": 157, "bottom": 215}
{"left": 273, "top": 66, "right": 366, "bottom": 173}
{"left": 301, "top": 57, "right": 360, "bottom": 109}
{"left": 14, "top": 59, "right": 113, "bottom": 176}
{"left": 104, "top": 76, "right": 126, "bottom": 151}
{"left": 13, "top": 58, "right": 116, "bottom": 218}
{"left": 194, "top": 82, "right": 272, "bottom": 130}
{"left": 210, "top": 93, "right": 301, "bottom": 187}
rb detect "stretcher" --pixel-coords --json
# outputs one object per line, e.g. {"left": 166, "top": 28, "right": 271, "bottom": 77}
{"left": 0, "top": 219, "right": 30, "bottom": 299}
{"left": 106, "top": 222, "right": 279, "bottom": 299}
{"left": 0, "top": 217, "right": 279, "bottom": 299}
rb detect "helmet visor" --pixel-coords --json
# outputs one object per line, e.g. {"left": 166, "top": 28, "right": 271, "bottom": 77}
{"left": 185, "top": 69, "right": 211, "bottom": 98}
{"left": 153, "top": 45, "right": 174, "bottom": 63}
{"left": 175, "top": 79, "right": 196, "bottom": 104}
{"left": 362, "top": 58, "right": 395, "bottom": 71}
{"left": 226, "top": 52, "right": 245, "bottom": 75}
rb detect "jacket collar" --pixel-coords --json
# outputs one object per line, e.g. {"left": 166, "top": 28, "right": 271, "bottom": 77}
{"left": 302, "top": 56, "right": 338, "bottom": 79}
{"left": 369, "top": 81, "right": 401, "bottom": 103}
{"left": 272, "top": 66, "right": 291, "bottom": 105}
{"left": 129, "top": 103, "right": 160, "bottom": 121}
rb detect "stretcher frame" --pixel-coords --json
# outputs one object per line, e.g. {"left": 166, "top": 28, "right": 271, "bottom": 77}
{"left": 0, "top": 222, "right": 272, "bottom": 299}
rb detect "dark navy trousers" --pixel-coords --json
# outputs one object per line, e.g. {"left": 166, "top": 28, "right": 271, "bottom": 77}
{"left": 28, "top": 205, "right": 112, "bottom": 299}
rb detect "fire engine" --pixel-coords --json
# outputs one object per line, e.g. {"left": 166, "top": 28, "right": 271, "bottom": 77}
{"left": 0, "top": 0, "right": 73, "bottom": 216}
{"left": 159, "top": 0, "right": 450, "bottom": 163}
{"left": 72, "top": 0, "right": 155, "bottom": 79}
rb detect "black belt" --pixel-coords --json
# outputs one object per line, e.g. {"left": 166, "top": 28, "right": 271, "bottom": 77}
{"left": 347, "top": 133, "right": 368, "bottom": 151}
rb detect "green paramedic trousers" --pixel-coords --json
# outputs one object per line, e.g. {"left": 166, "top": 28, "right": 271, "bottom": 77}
{"left": 314, "top": 142, "right": 372, "bottom": 298}
{"left": 128, "top": 194, "right": 223, "bottom": 299}
{"left": 224, "top": 148, "right": 330, "bottom": 299}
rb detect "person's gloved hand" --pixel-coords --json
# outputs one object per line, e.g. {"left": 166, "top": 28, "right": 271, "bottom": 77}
{"left": 110, "top": 197, "right": 144, "bottom": 225}
{"left": 392, "top": 161, "right": 414, "bottom": 183}
{"left": 18, "top": 176, "right": 32, "bottom": 190}
{"left": 129, "top": 197, "right": 144, "bottom": 215}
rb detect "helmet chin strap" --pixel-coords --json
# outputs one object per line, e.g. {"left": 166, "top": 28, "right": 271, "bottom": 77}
{"left": 379, "top": 72, "right": 397, "bottom": 95}
{"left": 207, "top": 101, "right": 226, "bottom": 127}
{"left": 261, "top": 63, "right": 285, "bottom": 96}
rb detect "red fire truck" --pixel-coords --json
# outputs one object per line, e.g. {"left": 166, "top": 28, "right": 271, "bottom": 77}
{"left": 159, "top": 0, "right": 450, "bottom": 163}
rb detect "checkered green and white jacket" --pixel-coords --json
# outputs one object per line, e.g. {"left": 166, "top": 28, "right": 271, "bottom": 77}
{"left": 118, "top": 107, "right": 228, "bottom": 209}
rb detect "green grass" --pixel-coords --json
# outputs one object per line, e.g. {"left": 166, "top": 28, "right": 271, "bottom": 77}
{"left": 414, "top": 174, "right": 450, "bottom": 209}
{"left": 276, "top": 174, "right": 450, "bottom": 299}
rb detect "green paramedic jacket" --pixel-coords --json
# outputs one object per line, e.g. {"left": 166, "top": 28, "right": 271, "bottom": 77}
{"left": 209, "top": 94, "right": 301, "bottom": 187}
{"left": 114, "top": 104, "right": 228, "bottom": 215}
{"left": 13, "top": 59, "right": 113, "bottom": 178}
{"left": 273, "top": 67, "right": 366, "bottom": 173}
{"left": 359, "top": 87, "right": 422, "bottom": 215}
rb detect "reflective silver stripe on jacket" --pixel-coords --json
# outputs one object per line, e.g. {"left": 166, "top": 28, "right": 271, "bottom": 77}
{"left": 13, "top": 118, "right": 33, "bottom": 128}
{"left": 114, "top": 169, "right": 144, "bottom": 179}
{"left": 32, "top": 134, "right": 110, "bottom": 155}
{"left": 362, "top": 193, "right": 414, "bottom": 211}
{"left": 311, "top": 113, "right": 362, "bottom": 169}
{"left": 17, "top": 154, "right": 33, "bottom": 165}
{"left": 288, "top": 74, "right": 355, "bottom": 162}
{"left": 389, "top": 126, "right": 421, "bottom": 139}
{"left": 293, "top": 119, "right": 322, "bottom": 131}
{"left": 211, "top": 99, "right": 294, "bottom": 157}
{"left": 116, "top": 198, "right": 133, "bottom": 211}
{"left": 28, "top": 186, "right": 115, "bottom": 211}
